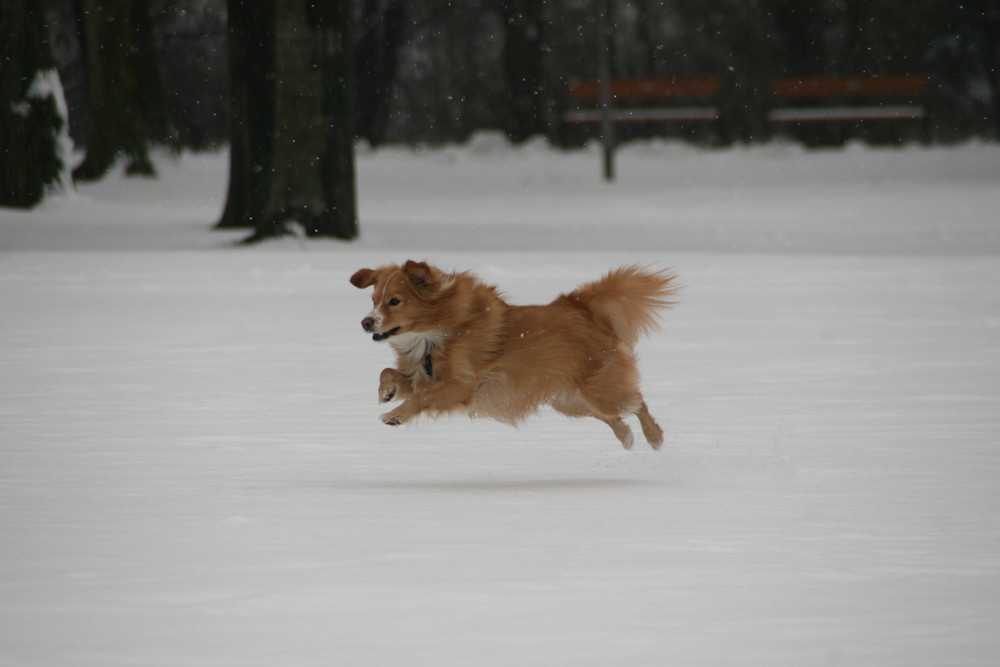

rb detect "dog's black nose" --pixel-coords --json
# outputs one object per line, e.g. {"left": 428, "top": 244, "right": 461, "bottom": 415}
{"left": 361, "top": 316, "right": 375, "bottom": 332}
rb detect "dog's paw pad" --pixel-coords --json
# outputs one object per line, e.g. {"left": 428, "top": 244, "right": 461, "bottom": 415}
{"left": 380, "top": 413, "right": 402, "bottom": 426}
{"left": 379, "top": 389, "right": 396, "bottom": 403}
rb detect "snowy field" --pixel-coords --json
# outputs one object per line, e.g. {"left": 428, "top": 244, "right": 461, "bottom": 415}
{"left": 2, "top": 139, "right": 1000, "bottom": 665}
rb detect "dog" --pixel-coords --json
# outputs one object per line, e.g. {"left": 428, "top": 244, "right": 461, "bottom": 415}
{"left": 349, "top": 261, "right": 679, "bottom": 449}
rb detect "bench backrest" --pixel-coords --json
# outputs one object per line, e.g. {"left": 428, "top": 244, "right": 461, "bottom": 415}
{"left": 770, "top": 76, "right": 926, "bottom": 100}
{"left": 568, "top": 77, "right": 722, "bottom": 102}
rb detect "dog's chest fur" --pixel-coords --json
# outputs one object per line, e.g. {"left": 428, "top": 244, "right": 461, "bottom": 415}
{"left": 390, "top": 331, "right": 444, "bottom": 381}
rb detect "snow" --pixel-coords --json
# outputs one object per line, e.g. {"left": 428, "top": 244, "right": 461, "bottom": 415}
{"left": 2, "top": 139, "right": 999, "bottom": 666}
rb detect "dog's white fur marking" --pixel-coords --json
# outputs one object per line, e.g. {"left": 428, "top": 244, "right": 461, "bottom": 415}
{"left": 390, "top": 330, "right": 444, "bottom": 366}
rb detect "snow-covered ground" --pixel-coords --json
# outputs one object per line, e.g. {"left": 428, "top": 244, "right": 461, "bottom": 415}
{"left": 2, "top": 139, "right": 999, "bottom": 665}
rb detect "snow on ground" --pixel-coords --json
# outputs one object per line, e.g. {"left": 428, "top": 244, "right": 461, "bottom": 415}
{"left": 2, "top": 139, "right": 1000, "bottom": 665}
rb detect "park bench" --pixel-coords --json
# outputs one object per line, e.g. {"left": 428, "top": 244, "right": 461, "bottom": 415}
{"left": 561, "top": 74, "right": 928, "bottom": 142}
{"left": 766, "top": 75, "right": 927, "bottom": 124}
{"left": 562, "top": 77, "right": 723, "bottom": 126}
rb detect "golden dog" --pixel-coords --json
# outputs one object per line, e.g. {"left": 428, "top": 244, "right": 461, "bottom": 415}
{"left": 350, "top": 261, "right": 678, "bottom": 449}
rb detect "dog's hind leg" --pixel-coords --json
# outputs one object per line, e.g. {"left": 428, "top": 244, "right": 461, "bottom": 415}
{"left": 635, "top": 400, "right": 664, "bottom": 450}
{"left": 553, "top": 395, "right": 632, "bottom": 449}
{"left": 553, "top": 392, "right": 636, "bottom": 450}
{"left": 597, "top": 415, "right": 635, "bottom": 450}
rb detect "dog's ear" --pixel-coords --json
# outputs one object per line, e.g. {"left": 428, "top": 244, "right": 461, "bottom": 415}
{"left": 403, "top": 260, "right": 439, "bottom": 294}
{"left": 350, "top": 268, "right": 377, "bottom": 288}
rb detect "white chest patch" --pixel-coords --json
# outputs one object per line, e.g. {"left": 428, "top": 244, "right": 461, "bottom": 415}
{"left": 390, "top": 331, "right": 445, "bottom": 371}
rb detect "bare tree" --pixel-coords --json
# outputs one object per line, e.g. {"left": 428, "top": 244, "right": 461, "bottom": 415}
{"left": 218, "top": 0, "right": 357, "bottom": 241}
{"left": 499, "top": 0, "right": 547, "bottom": 142}
{"left": 71, "top": 0, "right": 172, "bottom": 181}
{"left": 0, "top": 0, "right": 70, "bottom": 207}
{"left": 356, "top": 0, "right": 406, "bottom": 146}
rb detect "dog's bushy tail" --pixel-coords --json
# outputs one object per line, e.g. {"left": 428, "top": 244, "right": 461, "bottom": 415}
{"left": 567, "top": 266, "right": 680, "bottom": 346}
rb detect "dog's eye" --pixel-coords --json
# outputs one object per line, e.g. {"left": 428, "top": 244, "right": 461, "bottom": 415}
{"left": 388, "top": 298, "right": 401, "bottom": 306}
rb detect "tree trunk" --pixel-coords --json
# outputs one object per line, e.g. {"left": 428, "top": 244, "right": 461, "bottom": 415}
{"left": 217, "top": 0, "right": 275, "bottom": 231}
{"left": 499, "top": 0, "right": 546, "bottom": 143}
{"left": 219, "top": 0, "right": 357, "bottom": 241}
{"left": 71, "top": 0, "right": 171, "bottom": 182}
{"left": 718, "top": 1, "right": 773, "bottom": 144}
{"left": 356, "top": 0, "right": 405, "bottom": 147}
{"left": 0, "top": 0, "right": 70, "bottom": 208}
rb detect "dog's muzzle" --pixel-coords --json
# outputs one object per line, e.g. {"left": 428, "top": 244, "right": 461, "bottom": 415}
{"left": 362, "top": 316, "right": 400, "bottom": 341}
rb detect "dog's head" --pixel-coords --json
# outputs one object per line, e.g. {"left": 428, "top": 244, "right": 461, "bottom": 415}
{"left": 349, "top": 260, "right": 447, "bottom": 342}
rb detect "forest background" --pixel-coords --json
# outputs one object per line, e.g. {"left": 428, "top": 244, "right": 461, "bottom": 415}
{"left": 46, "top": 0, "right": 1000, "bottom": 148}
{"left": 3, "top": 0, "right": 999, "bottom": 238}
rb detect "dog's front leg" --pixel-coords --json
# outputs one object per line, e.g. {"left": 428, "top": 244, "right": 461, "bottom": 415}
{"left": 380, "top": 382, "right": 475, "bottom": 426}
{"left": 378, "top": 368, "right": 413, "bottom": 404}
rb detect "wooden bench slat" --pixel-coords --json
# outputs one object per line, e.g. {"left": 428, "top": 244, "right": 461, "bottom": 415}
{"left": 569, "top": 77, "right": 722, "bottom": 101}
{"left": 564, "top": 107, "right": 720, "bottom": 124}
{"left": 768, "top": 105, "right": 926, "bottom": 122}
{"left": 770, "top": 76, "right": 926, "bottom": 99}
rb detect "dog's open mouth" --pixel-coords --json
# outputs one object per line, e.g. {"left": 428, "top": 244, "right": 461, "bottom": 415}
{"left": 372, "top": 327, "right": 400, "bottom": 342}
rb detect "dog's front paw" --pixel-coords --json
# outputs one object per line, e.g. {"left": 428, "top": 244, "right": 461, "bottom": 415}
{"left": 378, "top": 369, "right": 401, "bottom": 404}
{"left": 380, "top": 410, "right": 406, "bottom": 426}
